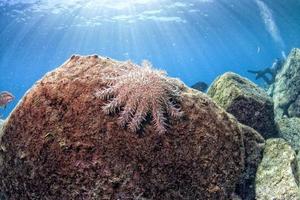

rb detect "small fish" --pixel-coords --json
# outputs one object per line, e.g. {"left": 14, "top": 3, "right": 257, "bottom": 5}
{"left": 0, "top": 91, "right": 14, "bottom": 108}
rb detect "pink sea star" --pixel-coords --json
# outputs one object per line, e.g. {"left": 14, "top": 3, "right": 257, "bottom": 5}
{"left": 96, "top": 60, "right": 184, "bottom": 134}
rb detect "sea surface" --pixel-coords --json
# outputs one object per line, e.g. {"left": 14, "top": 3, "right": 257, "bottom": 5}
{"left": 1, "top": 0, "right": 300, "bottom": 118}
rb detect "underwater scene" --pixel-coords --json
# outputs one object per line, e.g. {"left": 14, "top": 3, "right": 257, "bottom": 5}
{"left": 1, "top": 0, "right": 300, "bottom": 199}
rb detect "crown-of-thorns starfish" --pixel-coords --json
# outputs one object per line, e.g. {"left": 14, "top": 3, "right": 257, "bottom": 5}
{"left": 95, "top": 60, "right": 184, "bottom": 134}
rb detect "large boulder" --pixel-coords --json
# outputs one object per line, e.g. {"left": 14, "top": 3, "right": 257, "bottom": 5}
{"left": 276, "top": 117, "right": 300, "bottom": 151}
{"left": 207, "top": 72, "right": 277, "bottom": 138}
{"left": 273, "top": 48, "right": 300, "bottom": 118}
{"left": 256, "top": 138, "right": 300, "bottom": 200}
{"left": 0, "top": 55, "right": 247, "bottom": 199}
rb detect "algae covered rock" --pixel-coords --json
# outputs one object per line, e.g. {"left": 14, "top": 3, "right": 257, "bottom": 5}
{"left": 235, "top": 124, "right": 265, "bottom": 200}
{"left": 277, "top": 117, "right": 300, "bottom": 151}
{"left": 273, "top": 48, "right": 300, "bottom": 118}
{"left": 256, "top": 138, "right": 300, "bottom": 200}
{"left": 207, "top": 72, "right": 277, "bottom": 138}
{"left": 0, "top": 55, "right": 246, "bottom": 199}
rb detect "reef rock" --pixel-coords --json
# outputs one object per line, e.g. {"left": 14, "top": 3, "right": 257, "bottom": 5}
{"left": 191, "top": 81, "right": 208, "bottom": 92}
{"left": 256, "top": 138, "right": 300, "bottom": 200}
{"left": 273, "top": 48, "right": 300, "bottom": 118}
{"left": 276, "top": 117, "right": 300, "bottom": 151}
{"left": 207, "top": 72, "right": 277, "bottom": 138}
{"left": 0, "top": 55, "right": 247, "bottom": 199}
{"left": 235, "top": 124, "right": 265, "bottom": 200}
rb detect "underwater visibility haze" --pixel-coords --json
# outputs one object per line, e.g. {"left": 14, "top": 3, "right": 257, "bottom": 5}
{"left": 1, "top": 0, "right": 300, "bottom": 117}
{"left": 2, "top": 1, "right": 300, "bottom": 199}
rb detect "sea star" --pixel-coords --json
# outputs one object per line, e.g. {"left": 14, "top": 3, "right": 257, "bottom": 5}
{"left": 95, "top": 60, "right": 184, "bottom": 134}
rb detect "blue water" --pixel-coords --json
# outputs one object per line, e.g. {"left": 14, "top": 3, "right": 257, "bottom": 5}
{"left": 1, "top": 0, "right": 300, "bottom": 118}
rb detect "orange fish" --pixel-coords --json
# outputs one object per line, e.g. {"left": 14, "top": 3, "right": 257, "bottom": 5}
{"left": 0, "top": 91, "right": 14, "bottom": 108}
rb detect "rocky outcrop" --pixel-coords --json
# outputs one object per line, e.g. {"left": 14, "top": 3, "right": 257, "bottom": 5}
{"left": 273, "top": 48, "right": 300, "bottom": 118}
{"left": 0, "top": 55, "right": 248, "bottom": 199}
{"left": 256, "top": 138, "right": 300, "bottom": 200}
{"left": 235, "top": 124, "right": 265, "bottom": 200}
{"left": 277, "top": 117, "right": 300, "bottom": 151}
{"left": 207, "top": 72, "right": 277, "bottom": 138}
